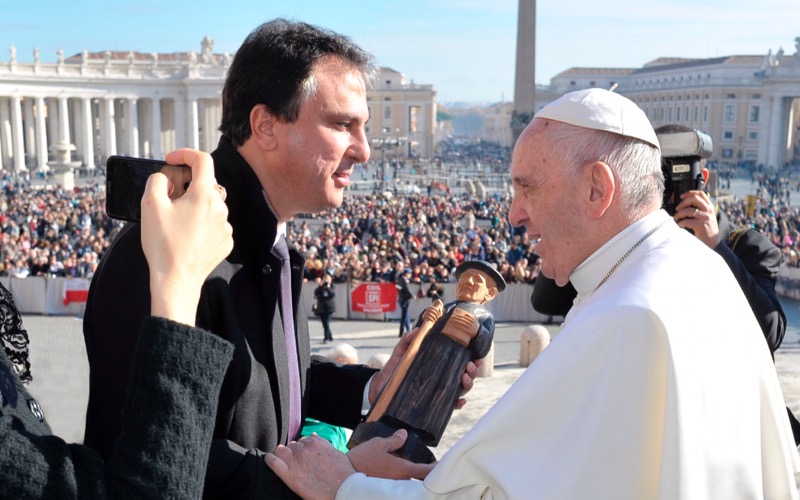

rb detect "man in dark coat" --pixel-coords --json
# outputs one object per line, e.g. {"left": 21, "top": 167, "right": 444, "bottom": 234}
{"left": 396, "top": 268, "right": 414, "bottom": 337}
{"left": 84, "top": 19, "right": 435, "bottom": 499}
{"left": 314, "top": 273, "right": 336, "bottom": 343}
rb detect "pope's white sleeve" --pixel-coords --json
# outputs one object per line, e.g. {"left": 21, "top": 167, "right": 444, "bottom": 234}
{"left": 336, "top": 473, "right": 427, "bottom": 499}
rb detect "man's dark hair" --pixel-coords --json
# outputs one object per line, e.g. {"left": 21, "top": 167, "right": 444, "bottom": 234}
{"left": 219, "top": 18, "right": 377, "bottom": 147}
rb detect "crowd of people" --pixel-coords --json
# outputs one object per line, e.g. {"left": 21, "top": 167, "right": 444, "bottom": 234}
{"left": 720, "top": 172, "right": 800, "bottom": 267}
{"left": 0, "top": 171, "right": 120, "bottom": 279}
{"left": 2, "top": 17, "right": 799, "bottom": 499}
{"left": 7, "top": 166, "right": 800, "bottom": 285}
{"left": 290, "top": 191, "right": 544, "bottom": 289}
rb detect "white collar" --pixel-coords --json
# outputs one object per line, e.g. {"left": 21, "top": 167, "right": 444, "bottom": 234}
{"left": 262, "top": 190, "right": 287, "bottom": 249}
{"left": 274, "top": 223, "right": 287, "bottom": 249}
{"left": 570, "top": 210, "right": 672, "bottom": 298}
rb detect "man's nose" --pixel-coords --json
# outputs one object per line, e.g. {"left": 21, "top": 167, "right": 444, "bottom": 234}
{"left": 349, "top": 127, "right": 370, "bottom": 164}
{"left": 508, "top": 194, "right": 525, "bottom": 227}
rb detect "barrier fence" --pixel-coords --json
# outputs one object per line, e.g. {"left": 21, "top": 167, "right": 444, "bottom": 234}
{"left": 2, "top": 276, "right": 554, "bottom": 323}
{"left": 12, "top": 265, "right": 800, "bottom": 321}
{"left": 777, "top": 266, "right": 800, "bottom": 301}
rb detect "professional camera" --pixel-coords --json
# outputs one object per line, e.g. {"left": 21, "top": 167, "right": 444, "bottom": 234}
{"left": 656, "top": 125, "right": 713, "bottom": 215}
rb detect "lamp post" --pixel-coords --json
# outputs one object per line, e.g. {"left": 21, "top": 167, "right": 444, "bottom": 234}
{"left": 371, "top": 128, "right": 408, "bottom": 193}
{"left": 370, "top": 136, "right": 387, "bottom": 192}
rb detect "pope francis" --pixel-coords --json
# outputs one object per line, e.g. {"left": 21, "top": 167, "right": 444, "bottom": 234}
{"left": 265, "top": 88, "right": 800, "bottom": 500}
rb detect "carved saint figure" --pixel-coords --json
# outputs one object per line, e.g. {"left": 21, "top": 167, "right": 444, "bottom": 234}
{"left": 348, "top": 260, "right": 505, "bottom": 463}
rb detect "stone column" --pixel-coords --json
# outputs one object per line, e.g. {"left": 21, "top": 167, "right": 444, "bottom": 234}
{"left": 103, "top": 97, "right": 117, "bottom": 159}
{"left": 35, "top": 97, "right": 48, "bottom": 171}
{"left": 173, "top": 97, "right": 185, "bottom": 149}
{"left": 126, "top": 98, "right": 140, "bottom": 157}
{"left": 512, "top": 0, "right": 536, "bottom": 144}
{"left": 82, "top": 98, "right": 95, "bottom": 170}
{"left": 162, "top": 98, "right": 176, "bottom": 152}
{"left": 202, "top": 99, "right": 222, "bottom": 152}
{"left": 10, "top": 96, "right": 26, "bottom": 172}
{"left": 23, "top": 98, "right": 35, "bottom": 166}
{"left": 58, "top": 97, "right": 72, "bottom": 163}
{"left": 150, "top": 97, "right": 163, "bottom": 159}
{"left": 0, "top": 98, "right": 12, "bottom": 170}
{"left": 766, "top": 95, "right": 789, "bottom": 168}
{"left": 47, "top": 98, "right": 59, "bottom": 149}
{"left": 72, "top": 98, "right": 84, "bottom": 163}
{"left": 187, "top": 97, "right": 199, "bottom": 149}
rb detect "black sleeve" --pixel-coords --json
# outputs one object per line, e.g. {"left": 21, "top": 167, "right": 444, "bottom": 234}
{"left": 715, "top": 229, "right": 786, "bottom": 352}
{"left": 530, "top": 275, "right": 576, "bottom": 317}
{"left": 203, "top": 441, "right": 298, "bottom": 499}
{"left": 83, "top": 223, "right": 152, "bottom": 460}
{"left": 0, "top": 317, "right": 233, "bottom": 499}
{"left": 107, "top": 318, "right": 233, "bottom": 498}
{"left": 308, "top": 355, "right": 378, "bottom": 430}
{"left": 84, "top": 223, "right": 296, "bottom": 499}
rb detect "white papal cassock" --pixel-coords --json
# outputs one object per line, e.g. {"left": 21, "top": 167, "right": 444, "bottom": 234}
{"left": 337, "top": 210, "right": 800, "bottom": 499}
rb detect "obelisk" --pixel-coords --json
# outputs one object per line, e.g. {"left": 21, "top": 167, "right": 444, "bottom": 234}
{"left": 512, "top": 0, "right": 536, "bottom": 144}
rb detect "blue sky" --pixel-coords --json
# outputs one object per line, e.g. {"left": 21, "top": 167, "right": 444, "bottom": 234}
{"left": 1, "top": 0, "right": 798, "bottom": 103}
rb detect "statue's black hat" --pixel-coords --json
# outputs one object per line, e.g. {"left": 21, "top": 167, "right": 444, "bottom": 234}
{"left": 455, "top": 260, "right": 506, "bottom": 292}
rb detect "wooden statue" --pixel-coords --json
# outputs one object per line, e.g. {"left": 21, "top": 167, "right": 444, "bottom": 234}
{"left": 348, "top": 260, "right": 506, "bottom": 463}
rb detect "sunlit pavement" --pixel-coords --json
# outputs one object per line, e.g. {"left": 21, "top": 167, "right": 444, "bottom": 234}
{"left": 20, "top": 314, "right": 800, "bottom": 461}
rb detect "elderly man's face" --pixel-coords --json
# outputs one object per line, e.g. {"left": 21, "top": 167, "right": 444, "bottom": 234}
{"left": 508, "top": 120, "right": 584, "bottom": 286}
{"left": 455, "top": 269, "right": 496, "bottom": 303}
{"left": 269, "top": 58, "right": 370, "bottom": 217}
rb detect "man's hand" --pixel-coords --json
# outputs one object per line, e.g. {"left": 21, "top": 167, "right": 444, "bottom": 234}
{"left": 347, "top": 429, "right": 435, "bottom": 480}
{"left": 264, "top": 431, "right": 435, "bottom": 498}
{"left": 457, "top": 359, "right": 481, "bottom": 410}
{"left": 673, "top": 190, "right": 721, "bottom": 249}
{"left": 142, "top": 148, "right": 233, "bottom": 326}
{"left": 264, "top": 434, "right": 355, "bottom": 500}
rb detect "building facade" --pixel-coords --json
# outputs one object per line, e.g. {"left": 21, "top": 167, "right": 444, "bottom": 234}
{"left": 548, "top": 38, "right": 800, "bottom": 169}
{"left": 0, "top": 41, "right": 437, "bottom": 174}
{"left": 366, "top": 67, "right": 436, "bottom": 160}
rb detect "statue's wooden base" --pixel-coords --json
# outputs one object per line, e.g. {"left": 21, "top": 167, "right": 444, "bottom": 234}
{"left": 347, "top": 421, "right": 436, "bottom": 464}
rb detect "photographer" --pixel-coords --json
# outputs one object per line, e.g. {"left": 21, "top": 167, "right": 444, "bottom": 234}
{"left": 1, "top": 149, "right": 234, "bottom": 498}
{"left": 531, "top": 123, "right": 799, "bottom": 442}
{"left": 314, "top": 273, "right": 336, "bottom": 343}
{"left": 659, "top": 124, "right": 786, "bottom": 354}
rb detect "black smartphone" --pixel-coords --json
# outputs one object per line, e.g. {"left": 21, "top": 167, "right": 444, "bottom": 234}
{"left": 105, "top": 156, "right": 191, "bottom": 222}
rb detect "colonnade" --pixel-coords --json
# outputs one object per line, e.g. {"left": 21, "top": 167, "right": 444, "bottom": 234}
{"left": 0, "top": 94, "right": 222, "bottom": 173}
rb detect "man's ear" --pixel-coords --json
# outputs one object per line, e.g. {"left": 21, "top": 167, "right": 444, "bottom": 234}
{"left": 702, "top": 167, "right": 710, "bottom": 185}
{"left": 587, "top": 161, "right": 615, "bottom": 219}
{"left": 249, "top": 104, "right": 277, "bottom": 150}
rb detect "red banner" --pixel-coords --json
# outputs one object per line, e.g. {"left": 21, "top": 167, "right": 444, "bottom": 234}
{"left": 63, "top": 279, "right": 90, "bottom": 305}
{"left": 351, "top": 283, "right": 397, "bottom": 313}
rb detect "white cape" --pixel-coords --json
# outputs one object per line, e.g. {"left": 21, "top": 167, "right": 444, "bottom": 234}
{"left": 338, "top": 211, "right": 799, "bottom": 499}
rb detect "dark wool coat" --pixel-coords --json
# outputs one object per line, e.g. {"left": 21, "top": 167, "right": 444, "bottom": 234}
{"left": 84, "top": 137, "right": 377, "bottom": 498}
{"left": 0, "top": 315, "right": 233, "bottom": 499}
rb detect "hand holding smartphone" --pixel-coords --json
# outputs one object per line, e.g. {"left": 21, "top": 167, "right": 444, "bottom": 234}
{"left": 140, "top": 149, "right": 233, "bottom": 325}
{"left": 106, "top": 156, "right": 192, "bottom": 222}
